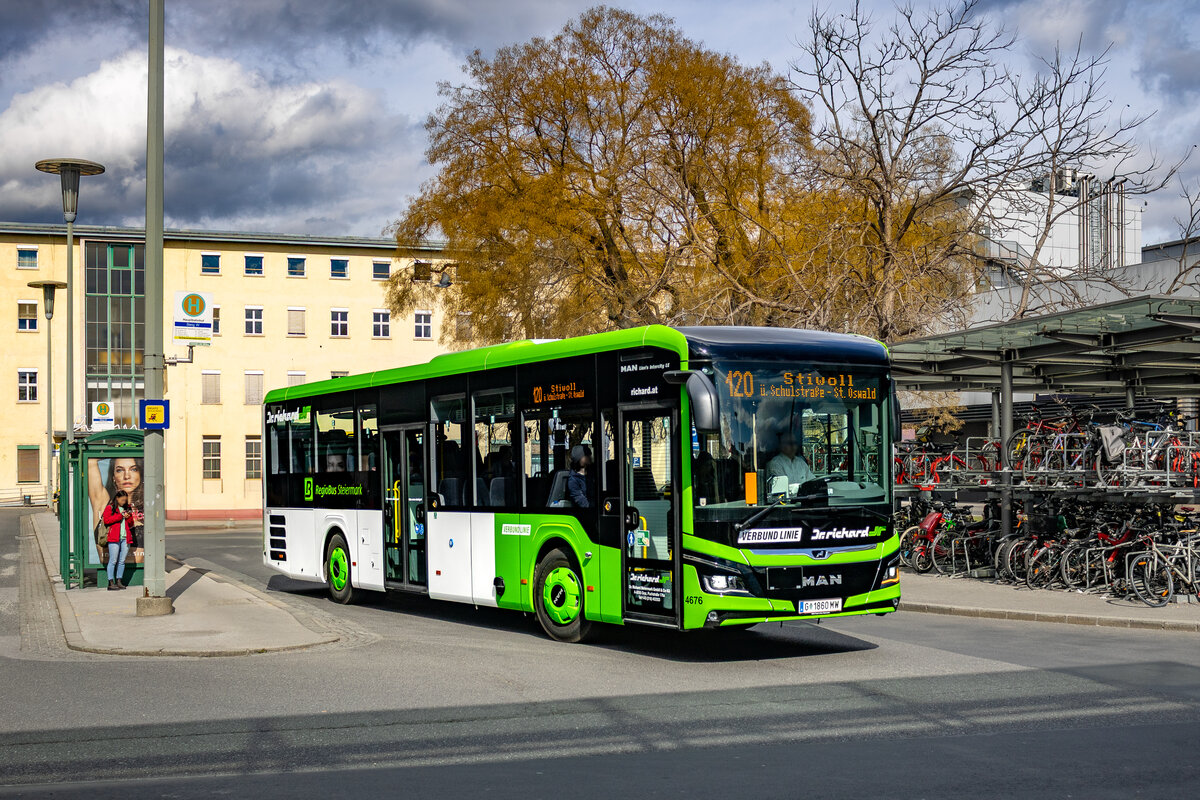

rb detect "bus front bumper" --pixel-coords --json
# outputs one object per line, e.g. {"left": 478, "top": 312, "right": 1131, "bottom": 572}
{"left": 680, "top": 561, "right": 901, "bottom": 629}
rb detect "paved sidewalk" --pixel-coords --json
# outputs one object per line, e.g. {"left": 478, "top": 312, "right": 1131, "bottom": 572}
{"left": 900, "top": 570, "right": 1200, "bottom": 632}
{"left": 27, "top": 512, "right": 338, "bottom": 656}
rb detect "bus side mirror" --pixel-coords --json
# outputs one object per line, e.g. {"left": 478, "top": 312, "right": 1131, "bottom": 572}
{"left": 664, "top": 370, "right": 719, "bottom": 433}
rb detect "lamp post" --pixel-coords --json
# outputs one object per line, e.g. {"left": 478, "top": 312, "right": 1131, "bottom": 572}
{"left": 37, "top": 158, "right": 104, "bottom": 589}
{"left": 35, "top": 158, "right": 105, "bottom": 443}
{"left": 27, "top": 280, "right": 66, "bottom": 505}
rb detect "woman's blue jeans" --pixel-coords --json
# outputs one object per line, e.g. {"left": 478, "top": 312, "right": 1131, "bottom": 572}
{"left": 107, "top": 540, "right": 129, "bottom": 582}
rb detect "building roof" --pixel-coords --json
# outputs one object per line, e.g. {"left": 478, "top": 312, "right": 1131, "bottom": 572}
{"left": 0, "top": 221, "right": 444, "bottom": 254}
{"left": 891, "top": 294, "right": 1200, "bottom": 396}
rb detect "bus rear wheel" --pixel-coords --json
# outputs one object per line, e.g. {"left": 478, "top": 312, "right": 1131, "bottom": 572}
{"left": 534, "top": 548, "right": 592, "bottom": 643}
{"left": 326, "top": 533, "right": 354, "bottom": 604}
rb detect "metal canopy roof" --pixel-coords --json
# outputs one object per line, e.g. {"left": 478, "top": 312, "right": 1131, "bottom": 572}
{"left": 890, "top": 295, "right": 1200, "bottom": 396}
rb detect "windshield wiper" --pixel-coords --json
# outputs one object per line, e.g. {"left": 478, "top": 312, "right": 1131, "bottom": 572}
{"left": 734, "top": 496, "right": 787, "bottom": 532}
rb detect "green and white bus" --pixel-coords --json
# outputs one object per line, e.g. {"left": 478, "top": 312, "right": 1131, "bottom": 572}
{"left": 262, "top": 326, "right": 900, "bottom": 642}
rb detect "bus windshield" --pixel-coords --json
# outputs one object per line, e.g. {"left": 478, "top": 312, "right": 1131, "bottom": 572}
{"left": 692, "top": 360, "right": 888, "bottom": 512}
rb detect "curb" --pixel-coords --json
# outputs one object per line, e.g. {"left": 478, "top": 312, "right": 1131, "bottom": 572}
{"left": 899, "top": 600, "right": 1200, "bottom": 633}
{"left": 25, "top": 513, "right": 342, "bottom": 657}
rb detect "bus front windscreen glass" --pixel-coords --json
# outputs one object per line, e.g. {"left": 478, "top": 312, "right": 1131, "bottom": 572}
{"left": 692, "top": 362, "right": 888, "bottom": 512}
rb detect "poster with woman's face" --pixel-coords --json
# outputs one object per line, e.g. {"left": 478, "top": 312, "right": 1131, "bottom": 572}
{"left": 87, "top": 456, "right": 145, "bottom": 564}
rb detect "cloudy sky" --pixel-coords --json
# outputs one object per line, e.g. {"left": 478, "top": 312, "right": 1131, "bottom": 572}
{"left": 1, "top": 0, "right": 1197, "bottom": 244}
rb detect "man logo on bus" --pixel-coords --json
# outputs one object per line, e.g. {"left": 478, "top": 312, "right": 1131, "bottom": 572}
{"left": 304, "top": 477, "right": 313, "bottom": 501}
{"left": 182, "top": 293, "right": 205, "bottom": 317}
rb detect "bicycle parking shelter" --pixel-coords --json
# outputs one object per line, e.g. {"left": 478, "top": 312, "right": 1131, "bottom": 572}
{"left": 890, "top": 295, "right": 1200, "bottom": 538}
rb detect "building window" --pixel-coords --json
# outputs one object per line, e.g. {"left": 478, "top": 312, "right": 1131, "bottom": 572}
{"left": 287, "top": 308, "right": 306, "bottom": 337}
{"left": 212, "top": 306, "right": 221, "bottom": 335}
{"left": 244, "top": 255, "right": 264, "bottom": 276}
{"left": 201, "top": 253, "right": 220, "bottom": 274}
{"left": 287, "top": 371, "right": 306, "bottom": 387}
{"left": 202, "top": 436, "right": 221, "bottom": 479}
{"left": 372, "top": 310, "right": 390, "bottom": 338}
{"left": 245, "top": 435, "right": 262, "bottom": 479}
{"left": 330, "top": 309, "right": 349, "bottom": 337}
{"left": 331, "top": 371, "right": 349, "bottom": 379}
{"left": 244, "top": 306, "right": 263, "bottom": 335}
{"left": 83, "top": 241, "right": 145, "bottom": 428}
{"left": 201, "top": 371, "right": 221, "bottom": 404}
{"left": 412, "top": 261, "right": 432, "bottom": 282}
{"left": 373, "top": 261, "right": 390, "bottom": 280}
{"left": 244, "top": 371, "right": 264, "bottom": 405}
{"left": 17, "top": 369, "right": 37, "bottom": 402}
{"left": 18, "top": 301, "right": 38, "bottom": 332}
{"left": 17, "top": 446, "right": 39, "bottom": 483}
{"left": 287, "top": 257, "right": 306, "bottom": 277}
{"left": 17, "top": 248, "right": 38, "bottom": 269}
{"left": 330, "top": 259, "right": 349, "bottom": 279}
{"left": 414, "top": 311, "right": 432, "bottom": 340}
{"left": 456, "top": 312, "right": 473, "bottom": 340}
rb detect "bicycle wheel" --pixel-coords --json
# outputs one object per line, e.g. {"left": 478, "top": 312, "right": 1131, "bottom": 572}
{"left": 1006, "top": 539, "right": 1032, "bottom": 582}
{"left": 1026, "top": 545, "right": 1061, "bottom": 589}
{"left": 899, "top": 525, "right": 919, "bottom": 568}
{"left": 993, "top": 538, "right": 1016, "bottom": 579}
{"left": 931, "top": 531, "right": 957, "bottom": 574}
{"left": 1059, "top": 543, "right": 1097, "bottom": 590}
{"left": 911, "top": 539, "right": 934, "bottom": 573}
{"left": 1131, "top": 552, "right": 1173, "bottom": 607}
{"left": 1005, "top": 430, "right": 1033, "bottom": 471}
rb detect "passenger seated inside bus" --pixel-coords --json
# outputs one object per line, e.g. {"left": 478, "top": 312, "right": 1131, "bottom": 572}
{"left": 325, "top": 451, "right": 348, "bottom": 472}
{"left": 566, "top": 445, "right": 594, "bottom": 508}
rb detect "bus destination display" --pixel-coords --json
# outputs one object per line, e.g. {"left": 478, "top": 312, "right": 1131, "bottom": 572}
{"left": 724, "top": 369, "right": 876, "bottom": 401}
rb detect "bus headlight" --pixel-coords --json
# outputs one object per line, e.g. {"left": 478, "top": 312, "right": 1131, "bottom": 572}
{"left": 880, "top": 565, "right": 899, "bottom": 587}
{"left": 702, "top": 573, "right": 748, "bottom": 594}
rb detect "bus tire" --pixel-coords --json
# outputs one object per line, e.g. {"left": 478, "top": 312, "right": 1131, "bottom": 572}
{"left": 533, "top": 548, "right": 592, "bottom": 643}
{"left": 325, "top": 532, "right": 354, "bottom": 604}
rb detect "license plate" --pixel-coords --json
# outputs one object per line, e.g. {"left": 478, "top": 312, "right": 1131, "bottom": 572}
{"left": 798, "top": 598, "right": 842, "bottom": 614}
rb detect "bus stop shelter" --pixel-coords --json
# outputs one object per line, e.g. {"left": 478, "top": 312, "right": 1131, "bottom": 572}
{"left": 889, "top": 294, "right": 1200, "bottom": 537}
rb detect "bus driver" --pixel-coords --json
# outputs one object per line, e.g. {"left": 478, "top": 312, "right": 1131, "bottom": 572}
{"left": 766, "top": 432, "right": 814, "bottom": 487}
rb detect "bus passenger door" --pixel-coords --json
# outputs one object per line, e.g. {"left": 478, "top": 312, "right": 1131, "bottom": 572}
{"left": 382, "top": 425, "right": 428, "bottom": 588}
{"left": 619, "top": 409, "right": 680, "bottom": 627}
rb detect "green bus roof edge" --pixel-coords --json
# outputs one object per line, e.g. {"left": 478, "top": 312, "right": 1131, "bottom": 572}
{"left": 263, "top": 325, "right": 690, "bottom": 404}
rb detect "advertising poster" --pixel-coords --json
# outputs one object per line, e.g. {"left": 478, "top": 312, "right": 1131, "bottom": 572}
{"left": 87, "top": 456, "right": 145, "bottom": 567}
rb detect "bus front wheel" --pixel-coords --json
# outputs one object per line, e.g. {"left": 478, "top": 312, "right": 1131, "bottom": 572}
{"left": 534, "top": 548, "right": 592, "bottom": 643}
{"left": 326, "top": 533, "right": 354, "bottom": 604}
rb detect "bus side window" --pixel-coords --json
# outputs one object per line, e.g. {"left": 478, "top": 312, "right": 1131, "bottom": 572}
{"left": 431, "top": 396, "right": 467, "bottom": 506}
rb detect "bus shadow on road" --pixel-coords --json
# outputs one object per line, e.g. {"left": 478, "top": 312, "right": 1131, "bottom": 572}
{"left": 265, "top": 575, "right": 877, "bottom": 661}
{"left": 586, "top": 621, "right": 877, "bottom": 662}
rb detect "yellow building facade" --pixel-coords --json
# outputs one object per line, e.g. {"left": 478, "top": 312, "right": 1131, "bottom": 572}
{"left": 0, "top": 223, "right": 448, "bottom": 518}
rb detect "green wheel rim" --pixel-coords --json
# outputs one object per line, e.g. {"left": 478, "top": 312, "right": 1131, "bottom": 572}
{"left": 542, "top": 566, "right": 581, "bottom": 626}
{"left": 329, "top": 546, "right": 349, "bottom": 592}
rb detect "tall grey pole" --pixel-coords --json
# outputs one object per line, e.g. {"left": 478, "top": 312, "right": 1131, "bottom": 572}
{"left": 66, "top": 219, "right": 74, "bottom": 443}
{"left": 138, "top": 0, "right": 171, "bottom": 614}
{"left": 999, "top": 359, "right": 1014, "bottom": 540}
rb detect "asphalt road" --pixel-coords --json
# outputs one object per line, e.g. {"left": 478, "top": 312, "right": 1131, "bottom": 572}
{"left": 2, "top": 514, "right": 1198, "bottom": 798}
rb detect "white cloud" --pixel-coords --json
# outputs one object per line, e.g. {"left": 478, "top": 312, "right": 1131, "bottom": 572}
{"left": 0, "top": 46, "right": 428, "bottom": 235}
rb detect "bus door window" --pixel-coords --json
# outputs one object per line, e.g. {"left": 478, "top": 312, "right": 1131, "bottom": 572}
{"left": 623, "top": 413, "right": 674, "bottom": 616}
{"left": 405, "top": 428, "right": 427, "bottom": 585}
{"left": 430, "top": 396, "right": 467, "bottom": 507}
{"left": 472, "top": 389, "right": 517, "bottom": 507}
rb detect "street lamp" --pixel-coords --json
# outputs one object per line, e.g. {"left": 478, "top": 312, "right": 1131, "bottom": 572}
{"left": 27, "top": 280, "right": 66, "bottom": 505}
{"left": 35, "top": 158, "right": 105, "bottom": 444}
